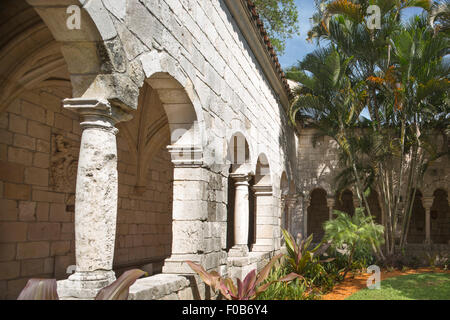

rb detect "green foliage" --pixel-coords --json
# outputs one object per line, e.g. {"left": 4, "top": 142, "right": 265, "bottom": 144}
{"left": 257, "top": 262, "right": 320, "bottom": 300}
{"left": 281, "top": 228, "right": 338, "bottom": 291}
{"left": 424, "top": 251, "right": 449, "bottom": 269}
{"left": 323, "top": 208, "right": 384, "bottom": 277}
{"left": 187, "top": 254, "right": 283, "bottom": 300}
{"left": 282, "top": 228, "right": 334, "bottom": 275}
{"left": 324, "top": 208, "right": 385, "bottom": 250}
{"left": 289, "top": 0, "right": 449, "bottom": 257}
{"left": 253, "top": 0, "right": 301, "bottom": 54}
{"left": 346, "top": 273, "right": 450, "bottom": 300}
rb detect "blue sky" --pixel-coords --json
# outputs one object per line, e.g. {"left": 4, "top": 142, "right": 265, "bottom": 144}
{"left": 278, "top": 0, "right": 426, "bottom": 69}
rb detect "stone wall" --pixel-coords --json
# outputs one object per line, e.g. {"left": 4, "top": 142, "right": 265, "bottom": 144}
{"left": 295, "top": 127, "right": 449, "bottom": 245}
{"left": 0, "top": 0, "right": 299, "bottom": 299}
{"left": 0, "top": 89, "right": 78, "bottom": 299}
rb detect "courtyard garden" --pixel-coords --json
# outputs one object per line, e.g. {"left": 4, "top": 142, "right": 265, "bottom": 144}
{"left": 184, "top": 207, "right": 449, "bottom": 301}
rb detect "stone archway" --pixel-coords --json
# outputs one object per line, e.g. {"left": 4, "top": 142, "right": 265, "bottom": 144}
{"left": 280, "top": 172, "right": 289, "bottom": 231}
{"left": 307, "top": 188, "right": 328, "bottom": 242}
{"left": 0, "top": 0, "right": 81, "bottom": 299}
{"left": 430, "top": 189, "right": 449, "bottom": 244}
{"left": 252, "top": 153, "right": 274, "bottom": 252}
{"left": 24, "top": 0, "right": 140, "bottom": 109}
{"left": 408, "top": 190, "right": 426, "bottom": 244}
{"left": 226, "top": 132, "right": 253, "bottom": 257}
{"left": 334, "top": 189, "right": 355, "bottom": 216}
{"left": 367, "top": 189, "right": 382, "bottom": 224}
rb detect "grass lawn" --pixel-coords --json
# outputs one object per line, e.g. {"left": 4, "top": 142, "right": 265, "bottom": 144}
{"left": 346, "top": 273, "right": 450, "bottom": 300}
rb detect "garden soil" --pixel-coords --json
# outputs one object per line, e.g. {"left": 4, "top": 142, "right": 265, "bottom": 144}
{"left": 321, "top": 267, "right": 450, "bottom": 300}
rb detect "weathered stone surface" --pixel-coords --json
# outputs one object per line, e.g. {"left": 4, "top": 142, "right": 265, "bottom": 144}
{"left": 128, "top": 274, "right": 189, "bottom": 300}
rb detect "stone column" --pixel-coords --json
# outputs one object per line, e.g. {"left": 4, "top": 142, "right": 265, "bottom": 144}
{"left": 284, "top": 195, "right": 298, "bottom": 235}
{"left": 422, "top": 197, "right": 433, "bottom": 245}
{"left": 303, "top": 193, "right": 310, "bottom": 237}
{"left": 327, "top": 197, "right": 335, "bottom": 220}
{"left": 292, "top": 193, "right": 305, "bottom": 243}
{"left": 228, "top": 172, "right": 252, "bottom": 257}
{"left": 58, "top": 98, "right": 132, "bottom": 299}
{"left": 251, "top": 184, "right": 273, "bottom": 252}
{"left": 162, "top": 146, "right": 207, "bottom": 274}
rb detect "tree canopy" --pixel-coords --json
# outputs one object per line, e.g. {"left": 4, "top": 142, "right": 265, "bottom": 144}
{"left": 287, "top": 0, "right": 449, "bottom": 257}
{"left": 254, "top": 0, "right": 301, "bottom": 54}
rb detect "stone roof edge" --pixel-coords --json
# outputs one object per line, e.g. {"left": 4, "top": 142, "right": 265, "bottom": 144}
{"left": 223, "top": 0, "right": 293, "bottom": 110}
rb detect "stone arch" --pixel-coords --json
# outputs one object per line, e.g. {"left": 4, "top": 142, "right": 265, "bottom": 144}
{"left": 227, "top": 131, "right": 252, "bottom": 171}
{"left": 0, "top": 0, "right": 87, "bottom": 299}
{"left": 334, "top": 189, "right": 355, "bottom": 216}
{"left": 367, "top": 189, "right": 382, "bottom": 224}
{"left": 139, "top": 51, "right": 207, "bottom": 152}
{"left": 0, "top": 0, "right": 71, "bottom": 112}
{"left": 226, "top": 132, "right": 253, "bottom": 253}
{"left": 307, "top": 188, "right": 328, "bottom": 242}
{"left": 280, "top": 171, "right": 289, "bottom": 196}
{"left": 113, "top": 71, "right": 205, "bottom": 274}
{"left": 430, "top": 189, "right": 449, "bottom": 244}
{"left": 254, "top": 153, "right": 271, "bottom": 186}
{"left": 408, "top": 189, "right": 426, "bottom": 243}
{"left": 121, "top": 73, "right": 203, "bottom": 188}
{"left": 22, "top": 0, "right": 139, "bottom": 109}
{"left": 250, "top": 153, "right": 273, "bottom": 251}
{"left": 280, "top": 171, "right": 289, "bottom": 230}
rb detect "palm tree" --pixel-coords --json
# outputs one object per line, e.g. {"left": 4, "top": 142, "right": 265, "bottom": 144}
{"left": 289, "top": 0, "right": 449, "bottom": 256}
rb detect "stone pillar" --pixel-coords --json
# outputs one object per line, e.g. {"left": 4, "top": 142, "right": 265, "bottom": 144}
{"left": 162, "top": 146, "right": 207, "bottom": 274}
{"left": 251, "top": 184, "right": 273, "bottom": 252}
{"left": 327, "top": 197, "right": 335, "bottom": 220}
{"left": 284, "top": 195, "right": 298, "bottom": 235}
{"left": 422, "top": 197, "right": 433, "bottom": 245}
{"left": 353, "top": 197, "right": 360, "bottom": 210}
{"left": 303, "top": 193, "right": 310, "bottom": 237}
{"left": 228, "top": 172, "right": 252, "bottom": 257}
{"left": 292, "top": 193, "right": 305, "bottom": 243}
{"left": 58, "top": 98, "right": 132, "bottom": 299}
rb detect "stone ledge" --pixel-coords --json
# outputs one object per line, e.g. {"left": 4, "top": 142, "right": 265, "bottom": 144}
{"left": 227, "top": 251, "right": 272, "bottom": 267}
{"left": 128, "top": 273, "right": 190, "bottom": 300}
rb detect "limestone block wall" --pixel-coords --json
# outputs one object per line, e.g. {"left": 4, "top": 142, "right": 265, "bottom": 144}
{"left": 1, "top": 0, "right": 299, "bottom": 299}
{"left": 103, "top": 0, "right": 297, "bottom": 180}
{"left": 295, "top": 127, "right": 449, "bottom": 244}
{"left": 115, "top": 141, "right": 173, "bottom": 272}
{"left": 100, "top": 0, "right": 298, "bottom": 276}
{"left": 0, "top": 89, "right": 78, "bottom": 299}
{"left": 297, "top": 129, "right": 340, "bottom": 195}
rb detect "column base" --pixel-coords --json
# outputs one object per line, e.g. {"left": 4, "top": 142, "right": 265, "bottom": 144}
{"left": 57, "top": 271, "right": 115, "bottom": 300}
{"left": 228, "top": 244, "right": 249, "bottom": 257}
{"left": 162, "top": 254, "right": 203, "bottom": 274}
{"left": 251, "top": 243, "right": 273, "bottom": 252}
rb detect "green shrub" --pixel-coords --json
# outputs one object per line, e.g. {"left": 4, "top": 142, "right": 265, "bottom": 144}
{"left": 257, "top": 262, "right": 320, "bottom": 300}
{"left": 323, "top": 208, "right": 384, "bottom": 278}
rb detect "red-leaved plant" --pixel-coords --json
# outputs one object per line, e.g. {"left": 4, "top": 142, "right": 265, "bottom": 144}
{"left": 186, "top": 253, "right": 301, "bottom": 300}
{"left": 17, "top": 269, "right": 146, "bottom": 300}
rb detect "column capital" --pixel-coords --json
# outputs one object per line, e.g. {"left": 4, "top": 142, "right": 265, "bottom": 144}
{"left": 63, "top": 98, "right": 132, "bottom": 131}
{"left": 252, "top": 184, "right": 273, "bottom": 196}
{"left": 422, "top": 196, "right": 434, "bottom": 209}
{"left": 284, "top": 194, "right": 299, "bottom": 208}
{"left": 167, "top": 145, "right": 203, "bottom": 167}
{"left": 229, "top": 171, "right": 253, "bottom": 184}
{"left": 326, "top": 197, "right": 335, "bottom": 208}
